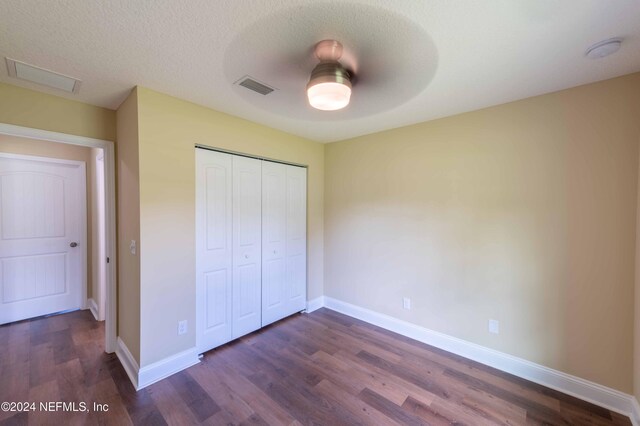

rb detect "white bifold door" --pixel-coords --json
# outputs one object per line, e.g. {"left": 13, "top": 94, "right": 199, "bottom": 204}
{"left": 261, "top": 161, "right": 307, "bottom": 326}
{"left": 231, "top": 156, "right": 262, "bottom": 338}
{"left": 0, "top": 153, "right": 85, "bottom": 325}
{"left": 195, "top": 151, "right": 233, "bottom": 349}
{"left": 196, "top": 148, "right": 306, "bottom": 354}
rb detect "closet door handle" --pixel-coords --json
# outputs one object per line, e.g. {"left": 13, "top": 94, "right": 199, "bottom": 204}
{"left": 244, "top": 254, "right": 249, "bottom": 259}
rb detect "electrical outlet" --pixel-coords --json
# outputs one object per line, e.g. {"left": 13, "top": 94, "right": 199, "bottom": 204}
{"left": 129, "top": 240, "right": 136, "bottom": 255}
{"left": 403, "top": 297, "right": 411, "bottom": 310}
{"left": 178, "top": 320, "right": 188, "bottom": 335}
{"left": 488, "top": 319, "right": 500, "bottom": 334}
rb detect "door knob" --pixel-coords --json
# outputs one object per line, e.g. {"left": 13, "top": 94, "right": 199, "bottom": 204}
{"left": 244, "top": 254, "right": 249, "bottom": 259}
{"left": 70, "top": 242, "right": 78, "bottom": 248}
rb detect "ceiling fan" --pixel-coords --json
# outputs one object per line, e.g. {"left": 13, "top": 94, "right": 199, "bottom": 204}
{"left": 306, "top": 40, "right": 353, "bottom": 111}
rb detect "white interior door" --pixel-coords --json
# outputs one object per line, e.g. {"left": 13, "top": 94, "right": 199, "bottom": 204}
{"left": 232, "top": 155, "right": 262, "bottom": 338}
{"left": 285, "top": 165, "right": 307, "bottom": 314}
{"left": 196, "top": 149, "right": 233, "bottom": 352}
{"left": 0, "top": 153, "right": 86, "bottom": 324}
{"left": 261, "top": 161, "right": 288, "bottom": 326}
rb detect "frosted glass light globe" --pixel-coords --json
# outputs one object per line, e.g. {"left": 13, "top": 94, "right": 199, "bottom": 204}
{"left": 307, "top": 82, "right": 351, "bottom": 111}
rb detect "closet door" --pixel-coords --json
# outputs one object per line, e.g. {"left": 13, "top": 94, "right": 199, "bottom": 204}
{"left": 196, "top": 149, "right": 233, "bottom": 353}
{"left": 285, "top": 165, "right": 307, "bottom": 314}
{"left": 261, "top": 161, "right": 288, "bottom": 326}
{"left": 232, "top": 156, "right": 262, "bottom": 338}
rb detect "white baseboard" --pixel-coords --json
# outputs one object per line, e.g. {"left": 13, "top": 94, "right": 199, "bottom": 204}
{"left": 116, "top": 337, "right": 140, "bottom": 390}
{"left": 631, "top": 397, "right": 640, "bottom": 426}
{"left": 138, "top": 347, "right": 200, "bottom": 389}
{"left": 87, "top": 298, "right": 99, "bottom": 321}
{"left": 305, "top": 296, "right": 325, "bottom": 313}
{"left": 116, "top": 337, "right": 200, "bottom": 390}
{"left": 322, "top": 296, "right": 637, "bottom": 422}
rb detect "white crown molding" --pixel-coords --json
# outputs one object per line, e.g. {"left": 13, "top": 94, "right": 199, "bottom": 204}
{"left": 322, "top": 296, "right": 637, "bottom": 422}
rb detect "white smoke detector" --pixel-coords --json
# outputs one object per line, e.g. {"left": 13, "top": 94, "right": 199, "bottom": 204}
{"left": 585, "top": 38, "right": 622, "bottom": 59}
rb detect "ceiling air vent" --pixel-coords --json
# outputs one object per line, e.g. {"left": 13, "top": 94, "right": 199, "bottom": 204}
{"left": 5, "top": 58, "right": 81, "bottom": 94}
{"left": 235, "top": 76, "right": 275, "bottom": 95}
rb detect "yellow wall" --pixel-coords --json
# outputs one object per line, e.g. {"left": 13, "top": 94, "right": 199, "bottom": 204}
{"left": 0, "top": 82, "right": 115, "bottom": 141}
{"left": 116, "top": 89, "right": 141, "bottom": 363}
{"left": 0, "top": 134, "right": 96, "bottom": 303}
{"left": 324, "top": 73, "right": 640, "bottom": 393}
{"left": 2, "top": 74, "right": 639, "bottom": 397}
{"left": 135, "top": 87, "right": 324, "bottom": 366}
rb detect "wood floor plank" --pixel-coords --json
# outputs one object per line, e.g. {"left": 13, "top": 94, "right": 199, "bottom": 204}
{"left": 167, "top": 370, "right": 221, "bottom": 422}
{"left": 0, "top": 412, "right": 28, "bottom": 426}
{"left": 358, "top": 387, "right": 427, "bottom": 425}
{"left": 28, "top": 343, "right": 55, "bottom": 388}
{"left": 350, "top": 321, "right": 574, "bottom": 413}
{"left": 204, "top": 352, "right": 300, "bottom": 425}
{"left": 0, "top": 359, "right": 29, "bottom": 423}
{"left": 26, "top": 380, "right": 62, "bottom": 426}
{"left": 314, "top": 379, "right": 403, "bottom": 426}
{"left": 247, "top": 371, "right": 330, "bottom": 425}
{"left": 238, "top": 412, "right": 270, "bottom": 426}
{"left": 356, "top": 349, "right": 451, "bottom": 400}
{"left": 332, "top": 348, "right": 438, "bottom": 407}
{"left": 147, "top": 377, "right": 201, "bottom": 426}
{"left": 108, "top": 359, "right": 168, "bottom": 426}
{"left": 402, "top": 395, "right": 469, "bottom": 426}
{"left": 85, "top": 377, "right": 133, "bottom": 426}
{"left": 186, "top": 362, "right": 252, "bottom": 421}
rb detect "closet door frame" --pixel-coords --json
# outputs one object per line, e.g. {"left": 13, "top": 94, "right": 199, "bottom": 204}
{"left": 195, "top": 145, "right": 308, "bottom": 354}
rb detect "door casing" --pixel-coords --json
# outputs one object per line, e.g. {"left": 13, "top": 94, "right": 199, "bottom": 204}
{"left": 0, "top": 123, "right": 117, "bottom": 353}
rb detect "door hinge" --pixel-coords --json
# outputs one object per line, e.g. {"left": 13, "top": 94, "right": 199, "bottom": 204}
{"left": 106, "top": 257, "right": 110, "bottom": 263}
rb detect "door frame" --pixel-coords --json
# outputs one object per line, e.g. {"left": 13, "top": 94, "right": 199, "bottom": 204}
{"left": 0, "top": 123, "right": 117, "bottom": 354}
{"left": 94, "top": 152, "right": 107, "bottom": 321}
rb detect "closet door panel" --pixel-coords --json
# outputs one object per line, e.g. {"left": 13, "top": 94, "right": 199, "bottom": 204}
{"left": 232, "top": 156, "right": 262, "bottom": 338}
{"left": 196, "top": 149, "right": 233, "bottom": 353}
{"left": 261, "top": 161, "right": 288, "bottom": 326}
{"left": 197, "top": 150, "right": 306, "bottom": 350}
{"left": 286, "top": 166, "right": 307, "bottom": 314}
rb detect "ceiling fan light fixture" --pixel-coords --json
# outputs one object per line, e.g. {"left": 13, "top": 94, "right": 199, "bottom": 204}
{"left": 307, "top": 40, "right": 352, "bottom": 111}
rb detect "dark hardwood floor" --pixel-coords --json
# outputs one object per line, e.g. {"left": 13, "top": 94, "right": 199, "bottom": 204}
{"left": 0, "top": 308, "right": 632, "bottom": 425}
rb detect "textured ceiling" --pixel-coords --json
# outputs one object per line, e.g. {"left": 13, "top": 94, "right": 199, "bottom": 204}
{"left": 1, "top": 0, "right": 639, "bottom": 142}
